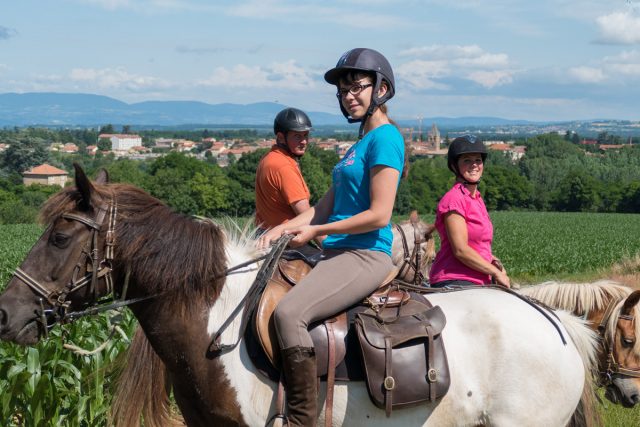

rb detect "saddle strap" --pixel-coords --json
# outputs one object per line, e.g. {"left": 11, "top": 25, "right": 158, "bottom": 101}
{"left": 325, "top": 320, "right": 336, "bottom": 427}
{"left": 427, "top": 325, "right": 435, "bottom": 401}
{"left": 384, "top": 336, "right": 393, "bottom": 417}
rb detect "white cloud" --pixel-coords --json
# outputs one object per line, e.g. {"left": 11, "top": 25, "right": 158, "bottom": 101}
{"left": 568, "top": 66, "right": 606, "bottom": 83}
{"left": 80, "top": 0, "right": 132, "bottom": 9}
{"left": 466, "top": 70, "right": 514, "bottom": 88}
{"left": 198, "top": 60, "right": 316, "bottom": 90}
{"left": 596, "top": 11, "right": 640, "bottom": 44}
{"left": 70, "top": 67, "right": 170, "bottom": 91}
{"left": 603, "top": 49, "right": 640, "bottom": 77}
{"left": 225, "top": 0, "right": 404, "bottom": 28}
{"left": 399, "top": 45, "right": 485, "bottom": 60}
{"left": 565, "top": 50, "right": 640, "bottom": 84}
{"left": 453, "top": 53, "right": 509, "bottom": 68}
{"left": 397, "top": 44, "right": 513, "bottom": 89}
{"left": 395, "top": 60, "right": 451, "bottom": 90}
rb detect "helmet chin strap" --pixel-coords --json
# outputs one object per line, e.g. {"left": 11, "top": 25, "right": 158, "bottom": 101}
{"left": 455, "top": 169, "right": 481, "bottom": 186}
{"left": 278, "top": 136, "right": 302, "bottom": 159}
{"left": 352, "top": 96, "right": 379, "bottom": 140}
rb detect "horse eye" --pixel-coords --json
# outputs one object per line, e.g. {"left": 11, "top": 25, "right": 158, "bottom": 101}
{"left": 622, "top": 337, "right": 635, "bottom": 347}
{"left": 50, "top": 232, "right": 70, "bottom": 248}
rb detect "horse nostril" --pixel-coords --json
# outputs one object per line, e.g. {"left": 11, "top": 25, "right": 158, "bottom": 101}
{"left": 0, "top": 308, "right": 7, "bottom": 327}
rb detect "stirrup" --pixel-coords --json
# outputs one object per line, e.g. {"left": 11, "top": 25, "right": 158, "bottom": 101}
{"left": 265, "top": 413, "right": 288, "bottom": 427}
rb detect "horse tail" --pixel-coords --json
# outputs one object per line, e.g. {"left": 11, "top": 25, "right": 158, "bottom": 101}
{"left": 111, "top": 326, "right": 180, "bottom": 427}
{"left": 554, "top": 310, "right": 603, "bottom": 427}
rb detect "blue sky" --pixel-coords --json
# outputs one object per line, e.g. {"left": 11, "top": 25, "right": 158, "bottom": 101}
{"left": 1, "top": 0, "right": 639, "bottom": 121}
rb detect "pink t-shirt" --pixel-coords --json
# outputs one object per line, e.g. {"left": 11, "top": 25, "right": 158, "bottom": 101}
{"left": 429, "top": 182, "right": 494, "bottom": 285}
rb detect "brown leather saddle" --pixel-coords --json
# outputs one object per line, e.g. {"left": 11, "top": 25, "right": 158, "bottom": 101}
{"left": 251, "top": 252, "right": 450, "bottom": 418}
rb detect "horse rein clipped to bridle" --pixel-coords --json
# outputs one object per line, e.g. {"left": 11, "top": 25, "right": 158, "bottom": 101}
{"left": 597, "top": 298, "right": 640, "bottom": 385}
{"left": 394, "top": 222, "right": 427, "bottom": 287}
{"left": 12, "top": 198, "right": 151, "bottom": 336}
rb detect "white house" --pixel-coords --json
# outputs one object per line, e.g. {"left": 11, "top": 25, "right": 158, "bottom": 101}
{"left": 99, "top": 134, "right": 143, "bottom": 151}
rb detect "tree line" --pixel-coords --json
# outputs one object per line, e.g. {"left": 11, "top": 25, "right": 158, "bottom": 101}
{"left": 1, "top": 129, "right": 640, "bottom": 224}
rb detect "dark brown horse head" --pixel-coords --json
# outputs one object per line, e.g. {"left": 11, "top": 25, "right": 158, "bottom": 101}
{"left": 0, "top": 164, "right": 114, "bottom": 345}
{"left": 605, "top": 290, "right": 640, "bottom": 407}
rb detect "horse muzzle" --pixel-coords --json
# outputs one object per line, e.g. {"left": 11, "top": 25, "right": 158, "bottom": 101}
{"left": 607, "top": 379, "right": 640, "bottom": 408}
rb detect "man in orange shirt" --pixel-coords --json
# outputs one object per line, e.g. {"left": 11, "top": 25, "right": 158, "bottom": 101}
{"left": 255, "top": 107, "right": 313, "bottom": 230}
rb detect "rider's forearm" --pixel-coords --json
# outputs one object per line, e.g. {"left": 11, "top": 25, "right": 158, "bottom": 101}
{"left": 452, "top": 246, "right": 502, "bottom": 278}
{"left": 312, "top": 206, "right": 391, "bottom": 237}
{"left": 282, "top": 187, "right": 334, "bottom": 230}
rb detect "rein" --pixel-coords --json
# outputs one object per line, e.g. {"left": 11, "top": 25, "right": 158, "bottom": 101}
{"left": 597, "top": 298, "right": 640, "bottom": 383}
{"left": 394, "top": 222, "right": 426, "bottom": 287}
{"left": 208, "top": 234, "right": 294, "bottom": 355}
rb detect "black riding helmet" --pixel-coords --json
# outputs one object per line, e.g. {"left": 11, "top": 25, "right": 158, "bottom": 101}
{"left": 324, "top": 48, "right": 395, "bottom": 138}
{"left": 274, "top": 107, "right": 313, "bottom": 135}
{"left": 447, "top": 135, "right": 488, "bottom": 178}
{"left": 273, "top": 107, "right": 312, "bottom": 158}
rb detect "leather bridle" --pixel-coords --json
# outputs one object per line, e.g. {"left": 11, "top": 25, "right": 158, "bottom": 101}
{"left": 597, "top": 298, "right": 640, "bottom": 384}
{"left": 394, "top": 222, "right": 429, "bottom": 287}
{"left": 11, "top": 200, "right": 121, "bottom": 335}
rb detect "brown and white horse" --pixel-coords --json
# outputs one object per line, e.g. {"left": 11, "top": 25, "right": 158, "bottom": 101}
{"left": 0, "top": 166, "right": 600, "bottom": 426}
{"left": 520, "top": 280, "right": 640, "bottom": 407}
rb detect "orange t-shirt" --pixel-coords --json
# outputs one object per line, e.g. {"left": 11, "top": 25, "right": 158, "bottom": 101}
{"left": 255, "top": 145, "right": 310, "bottom": 229}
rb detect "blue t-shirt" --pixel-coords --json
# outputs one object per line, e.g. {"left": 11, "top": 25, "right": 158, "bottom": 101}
{"left": 322, "top": 124, "right": 404, "bottom": 256}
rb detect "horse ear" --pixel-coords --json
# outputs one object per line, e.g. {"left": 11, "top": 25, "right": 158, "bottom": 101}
{"left": 74, "top": 163, "right": 94, "bottom": 211}
{"left": 622, "top": 290, "right": 640, "bottom": 315}
{"left": 95, "top": 168, "right": 109, "bottom": 184}
{"left": 409, "top": 210, "right": 419, "bottom": 224}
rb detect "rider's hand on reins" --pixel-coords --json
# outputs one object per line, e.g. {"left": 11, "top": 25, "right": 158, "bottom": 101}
{"left": 282, "top": 225, "right": 317, "bottom": 248}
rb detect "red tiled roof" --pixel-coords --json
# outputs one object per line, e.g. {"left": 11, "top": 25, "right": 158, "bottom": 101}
{"left": 488, "top": 143, "right": 512, "bottom": 151}
{"left": 24, "top": 163, "right": 68, "bottom": 175}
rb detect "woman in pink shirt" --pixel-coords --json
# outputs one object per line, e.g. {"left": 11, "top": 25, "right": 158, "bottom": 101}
{"left": 429, "top": 135, "right": 511, "bottom": 288}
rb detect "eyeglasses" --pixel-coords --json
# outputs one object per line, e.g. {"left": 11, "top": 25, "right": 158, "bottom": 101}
{"left": 336, "top": 83, "right": 373, "bottom": 98}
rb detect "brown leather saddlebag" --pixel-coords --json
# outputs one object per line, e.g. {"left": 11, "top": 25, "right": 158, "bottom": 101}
{"left": 355, "top": 298, "right": 450, "bottom": 416}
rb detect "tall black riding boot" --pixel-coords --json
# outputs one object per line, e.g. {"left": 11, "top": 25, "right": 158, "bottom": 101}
{"left": 281, "top": 346, "right": 317, "bottom": 427}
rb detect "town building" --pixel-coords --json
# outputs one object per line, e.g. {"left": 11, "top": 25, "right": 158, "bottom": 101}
{"left": 23, "top": 164, "right": 68, "bottom": 187}
{"left": 99, "top": 134, "right": 143, "bottom": 151}
{"left": 426, "top": 123, "right": 441, "bottom": 150}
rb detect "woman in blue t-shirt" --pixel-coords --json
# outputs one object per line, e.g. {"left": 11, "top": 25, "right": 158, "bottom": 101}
{"left": 258, "top": 48, "right": 405, "bottom": 426}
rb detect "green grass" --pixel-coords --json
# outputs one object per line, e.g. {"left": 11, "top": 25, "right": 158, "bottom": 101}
{"left": 2, "top": 216, "right": 640, "bottom": 425}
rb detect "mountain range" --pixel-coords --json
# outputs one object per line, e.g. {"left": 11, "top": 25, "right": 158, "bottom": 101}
{"left": 0, "top": 92, "right": 537, "bottom": 129}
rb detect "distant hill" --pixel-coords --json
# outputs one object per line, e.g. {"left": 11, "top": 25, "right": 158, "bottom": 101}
{"left": 0, "top": 92, "right": 548, "bottom": 129}
{"left": 0, "top": 92, "right": 345, "bottom": 127}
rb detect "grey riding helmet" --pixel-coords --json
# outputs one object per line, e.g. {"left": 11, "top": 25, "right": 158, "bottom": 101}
{"left": 324, "top": 48, "right": 395, "bottom": 123}
{"left": 447, "top": 135, "right": 488, "bottom": 175}
{"left": 273, "top": 107, "right": 313, "bottom": 135}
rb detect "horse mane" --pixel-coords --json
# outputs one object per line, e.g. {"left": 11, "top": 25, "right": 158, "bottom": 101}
{"left": 519, "top": 280, "right": 632, "bottom": 315}
{"left": 520, "top": 280, "right": 640, "bottom": 356}
{"left": 40, "top": 182, "right": 236, "bottom": 308}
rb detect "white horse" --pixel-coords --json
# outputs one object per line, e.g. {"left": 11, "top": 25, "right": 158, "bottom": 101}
{"left": 192, "top": 236, "right": 599, "bottom": 426}
{"left": 0, "top": 169, "right": 599, "bottom": 426}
